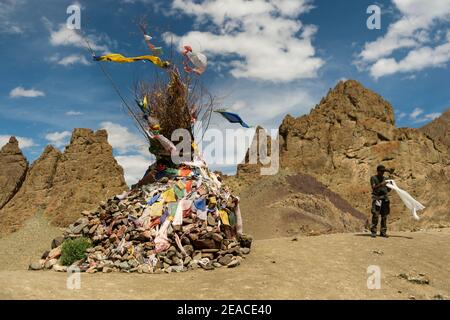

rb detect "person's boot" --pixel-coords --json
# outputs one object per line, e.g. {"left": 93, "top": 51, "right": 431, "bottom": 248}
{"left": 380, "top": 233, "right": 389, "bottom": 238}
{"left": 370, "top": 232, "right": 377, "bottom": 238}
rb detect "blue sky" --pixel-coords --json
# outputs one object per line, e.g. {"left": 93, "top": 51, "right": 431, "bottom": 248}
{"left": 1, "top": 0, "right": 449, "bottom": 184}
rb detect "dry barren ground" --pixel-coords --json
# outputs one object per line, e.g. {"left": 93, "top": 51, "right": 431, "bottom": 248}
{"left": 0, "top": 215, "right": 449, "bottom": 299}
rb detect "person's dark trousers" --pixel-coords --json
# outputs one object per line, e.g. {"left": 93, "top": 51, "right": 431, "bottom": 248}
{"left": 370, "top": 199, "right": 390, "bottom": 235}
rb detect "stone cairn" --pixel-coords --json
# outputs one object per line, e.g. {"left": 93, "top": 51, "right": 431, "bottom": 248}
{"left": 32, "top": 162, "right": 252, "bottom": 273}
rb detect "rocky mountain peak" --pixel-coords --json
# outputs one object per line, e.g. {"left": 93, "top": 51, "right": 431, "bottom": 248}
{"left": 1, "top": 136, "right": 22, "bottom": 154}
{"left": 69, "top": 128, "right": 108, "bottom": 146}
{"left": 420, "top": 108, "right": 450, "bottom": 150}
{"left": 0, "top": 137, "right": 28, "bottom": 210}
{"left": 311, "top": 80, "right": 395, "bottom": 125}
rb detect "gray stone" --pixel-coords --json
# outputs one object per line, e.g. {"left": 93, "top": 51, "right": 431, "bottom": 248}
{"left": 51, "top": 236, "right": 64, "bottom": 249}
{"left": 170, "top": 265, "right": 185, "bottom": 273}
{"left": 129, "top": 259, "right": 139, "bottom": 268}
{"left": 118, "top": 261, "right": 130, "bottom": 270}
{"left": 227, "top": 259, "right": 241, "bottom": 268}
{"left": 72, "top": 222, "right": 88, "bottom": 234}
{"left": 172, "top": 256, "right": 182, "bottom": 266}
{"left": 240, "top": 247, "right": 251, "bottom": 255}
{"left": 219, "top": 255, "right": 233, "bottom": 266}
{"left": 184, "top": 256, "right": 192, "bottom": 266}
{"left": 399, "top": 273, "right": 430, "bottom": 285}
{"left": 29, "top": 262, "right": 43, "bottom": 271}
{"left": 164, "top": 257, "right": 172, "bottom": 265}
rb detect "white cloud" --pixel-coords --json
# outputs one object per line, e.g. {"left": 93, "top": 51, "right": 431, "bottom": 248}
{"left": 356, "top": 0, "right": 450, "bottom": 79}
{"left": 45, "top": 131, "right": 72, "bottom": 148}
{"left": 9, "top": 86, "right": 45, "bottom": 98}
{"left": 0, "top": 135, "right": 37, "bottom": 149}
{"left": 409, "top": 107, "right": 442, "bottom": 123}
{"left": 115, "top": 154, "right": 154, "bottom": 186}
{"left": 397, "top": 112, "right": 407, "bottom": 119}
{"left": 165, "top": 0, "right": 323, "bottom": 82}
{"left": 0, "top": 0, "right": 25, "bottom": 34}
{"left": 65, "top": 110, "right": 83, "bottom": 116}
{"left": 100, "top": 122, "right": 148, "bottom": 155}
{"left": 213, "top": 81, "right": 319, "bottom": 129}
{"left": 49, "top": 54, "right": 91, "bottom": 66}
{"left": 370, "top": 42, "right": 450, "bottom": 78}
{"left": 43, "top": 17, "right": 111, "bottom": 54}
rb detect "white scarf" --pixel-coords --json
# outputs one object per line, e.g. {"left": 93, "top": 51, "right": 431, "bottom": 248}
{"left": 385, "top": 180, "right": 425, "bottom": 220}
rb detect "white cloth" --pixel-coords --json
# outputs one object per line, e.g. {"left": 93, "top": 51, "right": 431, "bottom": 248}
{"left": 235, "top": 201, "right": 243, "bottom": 235}
{"left": 386, "top": 180, "right": 425, "bottom": 220}
{"left": 186, "top": 51, "right": 207, "bottom": 74}
{"left": 154, "top": 220, "right": 171, "bottom": 253}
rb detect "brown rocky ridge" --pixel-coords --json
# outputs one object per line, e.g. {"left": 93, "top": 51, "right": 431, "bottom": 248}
{"left": 0, "top": 129, "right": 128, "bottom": 236}
{"left": 420, "top": 108, "right": 450, "bottom": 151}
{"left": 0, "top": 137, "right": 28, "bottom": 210}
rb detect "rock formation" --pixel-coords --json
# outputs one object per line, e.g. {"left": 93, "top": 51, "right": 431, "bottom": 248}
{"left": 238, "top": 80, "right": 450, "bottom": 230}
{"left": 0, "top": 137, "right": 28, "bottom": 210}
{"left": 0, "top": 129, "right": 128, "bottom": 236}
{"left": 0, "top": 146, "right": 61, "bottom": 234}
{"left": 420, "top": 108, "right": 450, "bottom": 150}
{"left": 43, "top": 129, "right": 128, "bottom": 226}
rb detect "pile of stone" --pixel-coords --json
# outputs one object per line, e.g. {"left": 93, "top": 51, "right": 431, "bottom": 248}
{"left": 32, "top": 162, "right": 252, "bottom": 273}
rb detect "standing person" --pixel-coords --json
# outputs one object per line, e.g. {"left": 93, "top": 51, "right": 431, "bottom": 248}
{"left": 370, "top": 165, "right": 392, "bottom": 238}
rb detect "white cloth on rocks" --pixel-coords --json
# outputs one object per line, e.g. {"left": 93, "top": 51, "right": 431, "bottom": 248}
{"left": 385, "top": 179, "right": 425, "bottom": 220}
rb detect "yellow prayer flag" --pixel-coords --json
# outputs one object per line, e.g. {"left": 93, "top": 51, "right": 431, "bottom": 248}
{"left": 94, "top": 53, "right": 170, "bottom": 68}
{"left": 149, "top": 202, "right": 164, "bottom": 217}
{"left": 219, "top": 210, "right": 230, "bottom": 226}
{"left": 162, "top": 188, "right": 177, "bottom": 203}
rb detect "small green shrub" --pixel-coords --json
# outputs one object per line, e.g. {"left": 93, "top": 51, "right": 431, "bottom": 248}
{"left": 60, "top": 237, "right": 92, "bottom": 266}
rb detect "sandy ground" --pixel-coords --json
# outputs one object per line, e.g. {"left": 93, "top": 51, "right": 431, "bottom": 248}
{"left": 0, "top": 215, "right": 449, "bottom": 299}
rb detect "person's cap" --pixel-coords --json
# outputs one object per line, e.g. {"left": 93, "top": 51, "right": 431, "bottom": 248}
{"left": 377, "top": 165, "right": 386, "bottom": 172}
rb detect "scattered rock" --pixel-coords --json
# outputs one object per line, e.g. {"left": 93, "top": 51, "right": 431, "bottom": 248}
{"left": 398, "top": 273, "right": 430, "bottom": 285}
{"left": 29, "top": 262, "right": 43, "bottom": 271}
{"left": 47, "top": 246, "right": 62, "bottom": 259}
{"left": 44, "top": 258, "right": 58, "bottom": 269}
{"left": 52, "top": 264, "right": 67, "bottom": 272}
{"left": 51, "top": 236, "right": 64, "bottom": 249}
{"left": 218, "top": 255, "right": 233, "bottom": 266}
{"left": 227, "top": 259, "right": 241, "bottom": 268}
{"left": 40, "top": 251, "right": 49, "bottom": 260}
